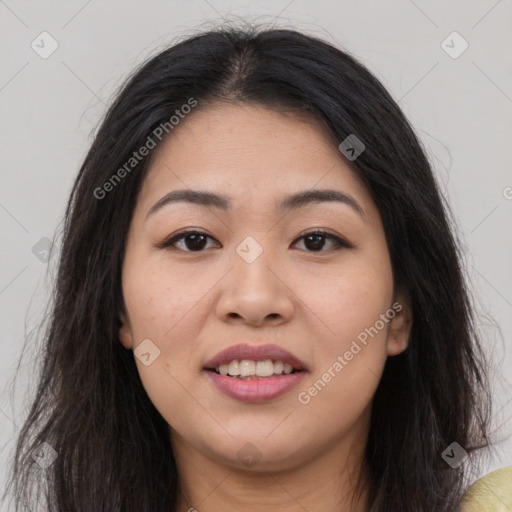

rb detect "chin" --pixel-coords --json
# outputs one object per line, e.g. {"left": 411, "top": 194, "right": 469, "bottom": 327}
{"left": 202, "top": 430, "right": 312, "bottom": 472}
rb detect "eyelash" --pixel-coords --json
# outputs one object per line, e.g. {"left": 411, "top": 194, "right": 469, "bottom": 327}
{"left": 158, "top": 228, "right": 353, "bottom": 253}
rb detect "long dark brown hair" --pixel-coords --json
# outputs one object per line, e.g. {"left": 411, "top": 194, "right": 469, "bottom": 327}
{"left": 3, "top": 23, "right": 492, "bottom": 511}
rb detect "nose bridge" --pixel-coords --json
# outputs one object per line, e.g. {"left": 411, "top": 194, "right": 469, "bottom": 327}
{"left": 231, "top": 234, "right": 279, "bottom": 290}
{"left": 215, "top": 234, "right": 294, "bottom": 324}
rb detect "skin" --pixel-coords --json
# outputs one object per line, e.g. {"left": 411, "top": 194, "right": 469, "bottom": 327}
{"left": 119, "top": 103, "right": 412, "bottom": 512}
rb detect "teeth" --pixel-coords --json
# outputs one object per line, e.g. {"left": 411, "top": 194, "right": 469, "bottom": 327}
{"left": 240, "top": 360, "right": 256, "bottom": 376}
{"left": 274, "top": 360, "right": 284, "bottom": 374}
{"left": 256, "top": 360, "right": 274, "bottom": 377}
{"left": 214, "top": 359, "right": 298, "bottom": 378}
{"left": 228, "top": 360, "right": 240, "bottom": 376}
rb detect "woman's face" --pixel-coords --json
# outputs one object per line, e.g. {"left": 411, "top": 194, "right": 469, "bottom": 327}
{"left": 119, "top": 103, "right": 411, "bottom": 472}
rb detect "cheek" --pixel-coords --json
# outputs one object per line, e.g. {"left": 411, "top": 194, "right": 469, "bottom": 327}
{"left": 306, "top": 255, "right": 393, "bottom": 350}
{"left": 123, "top": 257, "right": 207, "bottom": 342}
{"left": 123, "top": 264, "right": 206, "bottom": 430}
{"left": 293, "top": 258, "right": 393, "bottom": 432}
{"left": 122, "top": 258, "right": 213, "bottom": 398}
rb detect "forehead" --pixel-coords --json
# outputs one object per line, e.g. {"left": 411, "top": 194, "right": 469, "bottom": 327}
{"left": 136, "top": 103, "right": 372, "bottom": 216}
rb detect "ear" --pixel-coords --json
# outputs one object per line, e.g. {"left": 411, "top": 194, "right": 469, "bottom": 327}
{"left": 386, "top": 291, "right": 412, "bottom": 357}
{"left": 118, "top": 311, "right": 134, "bottom": 350}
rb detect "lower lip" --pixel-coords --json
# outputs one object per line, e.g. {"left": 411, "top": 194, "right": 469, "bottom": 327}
{"left": 205, "top": 370, "right": 306, "bottom": 402}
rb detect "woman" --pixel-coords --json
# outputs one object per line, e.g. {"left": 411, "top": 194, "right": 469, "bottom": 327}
{"left": 4, "top": 24, "right": 502, "bottom": 511}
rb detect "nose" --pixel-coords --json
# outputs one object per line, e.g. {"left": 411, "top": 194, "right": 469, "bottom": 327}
{"left": 215, "top": 246, "right": 295, "bottom": 327}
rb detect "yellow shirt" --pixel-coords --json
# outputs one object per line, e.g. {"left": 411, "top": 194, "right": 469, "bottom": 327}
{"left": 462, "top": 465, "right": 512, "bottom": 511}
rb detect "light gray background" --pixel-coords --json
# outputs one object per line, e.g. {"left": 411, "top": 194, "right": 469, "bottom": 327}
{"left": 1, "top": 0, "right": 511, "bottom": 504}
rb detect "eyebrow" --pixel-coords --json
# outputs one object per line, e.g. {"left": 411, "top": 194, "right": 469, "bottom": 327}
{"left": 145, "top": 188, "right": 365, "bottom": 220}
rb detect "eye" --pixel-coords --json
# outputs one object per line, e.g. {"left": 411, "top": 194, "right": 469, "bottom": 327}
{"left": 159, "top": 230, "right": 219, "bottom": 252}
{"left": 158, "top": 228, "right": 352, "bottom": 253}
{"left": 292, "top": 229, "right": 352, "bottom": 252}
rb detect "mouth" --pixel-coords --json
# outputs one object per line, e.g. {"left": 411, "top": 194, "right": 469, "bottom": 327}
{"left": 203, "top": 344, "right": 308, "bottom": 402}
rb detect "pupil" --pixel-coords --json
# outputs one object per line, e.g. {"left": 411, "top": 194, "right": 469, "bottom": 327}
{"left": 186, "top": 234, "right": 207, "bottom": 251}
{"left": 306, "top": 234, "right": 324, "bottom": 251}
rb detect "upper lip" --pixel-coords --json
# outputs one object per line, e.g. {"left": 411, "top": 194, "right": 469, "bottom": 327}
{"left": 204, "top": 343, "right": 307, "bottom": 371}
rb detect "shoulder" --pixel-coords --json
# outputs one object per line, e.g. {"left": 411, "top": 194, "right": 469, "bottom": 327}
{"left": 462, "top": 465, "right": 512, "bottom": 511}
